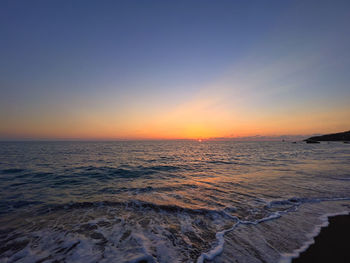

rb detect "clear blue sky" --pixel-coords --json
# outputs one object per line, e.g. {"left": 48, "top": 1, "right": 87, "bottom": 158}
{"left": 1, "top": 0, "right": 349, "bottom": 139}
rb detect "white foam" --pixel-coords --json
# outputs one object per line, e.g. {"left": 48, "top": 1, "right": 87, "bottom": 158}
{"left": 240, "top": 211, "right": 282, "bottom": 225}
{"left": 196, "top": 223, "right": 239, "bottom": 263}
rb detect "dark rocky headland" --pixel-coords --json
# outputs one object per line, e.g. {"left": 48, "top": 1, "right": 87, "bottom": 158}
{"left": 304, "top": 130, "right": 350, "bottom": 142}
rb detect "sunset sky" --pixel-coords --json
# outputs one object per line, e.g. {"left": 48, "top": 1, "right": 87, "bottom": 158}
{"left": 1, "top": 0, "right": 350, "bottom": 140}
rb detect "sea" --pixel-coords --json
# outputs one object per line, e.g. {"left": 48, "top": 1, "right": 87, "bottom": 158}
{"left": 0, "top": 141, "right": 349, "bottom": 263}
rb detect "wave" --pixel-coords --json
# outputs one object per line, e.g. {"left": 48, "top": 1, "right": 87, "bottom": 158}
{"left": 1, "top": 197, "right": 350, "bottom": 263}
{"left": 0, "top": 200, "right": 43, "bottom": 215}
{"left": 4, "top": 194, "right": 350, "bottom": 219}
{"left": 334, "top": 177, "right": 350, "bottom": 181}
{"left": 35, "top": 200, "right": 237, "bottom": 219}
{"left": 2, "top": 164, "right": 186, "bottom": 182}
{"left": 266, "top": 196, "right": 350, "bottom": 208}
{"left": 0, "top": 168, "right": 26, "bottom": 174}
{"left": 39, "top": 197, "right": 349, "bottom": 263}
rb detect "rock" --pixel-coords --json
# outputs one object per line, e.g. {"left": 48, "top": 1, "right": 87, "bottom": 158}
{"left": 304, "top": 130, "right": 350, "bottom": 142}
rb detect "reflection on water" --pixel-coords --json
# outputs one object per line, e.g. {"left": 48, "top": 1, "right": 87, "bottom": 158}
{"left": 0, "top": 141, "right": 349, "bottom": 262}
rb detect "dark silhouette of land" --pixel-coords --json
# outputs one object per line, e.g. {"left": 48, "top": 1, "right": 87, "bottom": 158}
{"left": 292, "top": 214, "right": 350, "bottom": 263}
{"left": 304, "top": 130, "right": 350, "bottom": 142}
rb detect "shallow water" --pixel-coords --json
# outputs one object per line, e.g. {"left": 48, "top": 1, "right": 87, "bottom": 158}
{"left": 0, "top": 141, "right": 349, "bottom": 262}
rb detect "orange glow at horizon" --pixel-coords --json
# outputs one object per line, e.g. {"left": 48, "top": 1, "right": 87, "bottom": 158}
{"left": 1, "top": 94, "right": 349, "bottom": 140}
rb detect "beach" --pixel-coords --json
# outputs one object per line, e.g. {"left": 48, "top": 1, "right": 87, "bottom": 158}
{"left": 292, "top": 214, "right": 350, "bottom": 263}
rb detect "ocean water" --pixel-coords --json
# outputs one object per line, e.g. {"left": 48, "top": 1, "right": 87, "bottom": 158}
{"left": 0, "top": 141, "right": 349, "bottom": 263}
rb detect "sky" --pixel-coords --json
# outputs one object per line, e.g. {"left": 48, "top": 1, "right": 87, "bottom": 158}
{"left": 1, "top": 0, "right": 350, "bottom": 140}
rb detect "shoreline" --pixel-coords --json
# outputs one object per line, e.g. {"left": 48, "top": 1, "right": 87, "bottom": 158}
{"left": 291, "top": 213, "right": 350, "bottom": 263}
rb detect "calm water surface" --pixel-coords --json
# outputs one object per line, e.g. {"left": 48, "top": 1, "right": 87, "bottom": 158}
{"left": 0, "top": 141, "right": 349, "bottom": 262}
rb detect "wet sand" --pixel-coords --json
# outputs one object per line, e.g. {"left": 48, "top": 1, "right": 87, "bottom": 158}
{"left": 292, "top": 213, "right": 350, "bottom": 263}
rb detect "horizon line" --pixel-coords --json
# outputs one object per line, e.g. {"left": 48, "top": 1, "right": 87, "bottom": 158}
{"left": 0, "top": 134, "right": 315, "bottom": 142}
